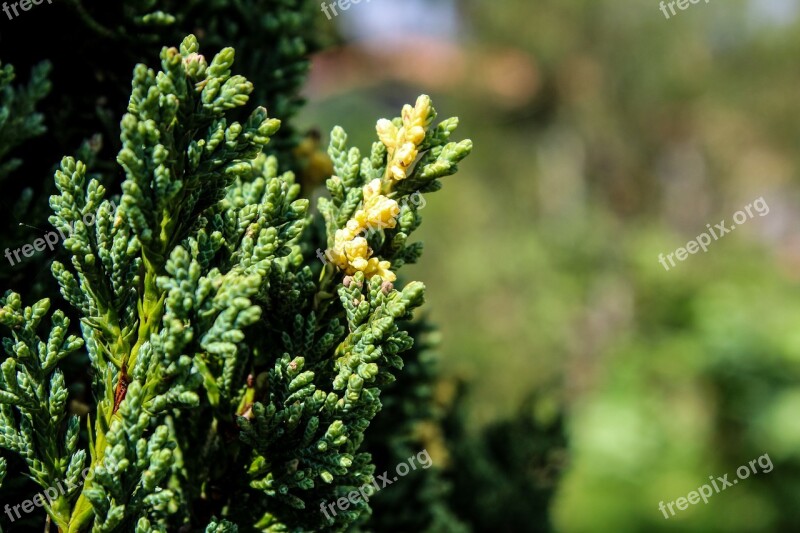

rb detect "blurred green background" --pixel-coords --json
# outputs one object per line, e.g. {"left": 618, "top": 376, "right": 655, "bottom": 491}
{"left": 299, "top": 0, "right": 800, "bottom": 530}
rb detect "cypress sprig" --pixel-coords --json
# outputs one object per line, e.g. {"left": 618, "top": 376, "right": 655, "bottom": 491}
{"left": 0, "top": 31, "right": 472, "bottom": 531}
{"left": 46, "top": 35, "right": 295, "bottom": 531}
{"left": 0, "top": 293, "right": 84, "bottom": 527}
{"left": 0, "top": 59, "right": 51, "bottom": 180}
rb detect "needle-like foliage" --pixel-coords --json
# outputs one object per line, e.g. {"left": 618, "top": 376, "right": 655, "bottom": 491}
{"left": 0, "top": 32, "right": 471, "bottom": 532}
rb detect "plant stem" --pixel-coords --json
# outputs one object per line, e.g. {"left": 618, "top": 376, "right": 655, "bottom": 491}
{"left": 66, "top": 254, "right": 166, "bottom": 531}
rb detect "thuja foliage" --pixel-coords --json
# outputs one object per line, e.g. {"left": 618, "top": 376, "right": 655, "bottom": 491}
{"left": 0, "top": 60, "right": 50, "bottom": 180}
{"left": 0, "top": 59, "right": 51, "bottom": 288}
{"left": 0, "top": 0, "right": 323, "bottom": 300}
{"left": 64, "top": 0, "right": 322, "bottom": 158}
{"left": 0, "top": 34, "right": 471, "bottom": 531}
{"left": 1, "top": 0, "right": 321, "bottom": 154}
{"left": 363, "top": 320, "right": 468, "bottom": 533}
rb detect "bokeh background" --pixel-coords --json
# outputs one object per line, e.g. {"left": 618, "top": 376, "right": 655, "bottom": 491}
{"left": 299, "top": 0, "right": 800, "bottom": 530}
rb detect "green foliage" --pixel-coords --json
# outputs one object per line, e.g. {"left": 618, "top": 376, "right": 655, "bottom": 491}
{"left": 0, "top": 59, "right": 53, "bottom": 291}
{"left": 0, "top": 29, "right": 471, "bottom": 532}
{"left": 363, "top": 319, "right": 468, "bottom": 533}
{"left": 0, "top": 0, "right": 322, "bottom": 302}
{"left": 446, "top": 388, "right": 567, "bottom": 532}
{"left": 0, "top": 60, "right": 50, "bottom": 180}
{"left": 60, "top": 0, "right": 318, "bottom": 159}
{"left": 552, "top": 235, "right": 800, "bottom": 532}
{"left": 438, "top": 1, "right": 800, "bottom": 530}
{"left": 0, "top": 294, "right": 85, "bottom": 523}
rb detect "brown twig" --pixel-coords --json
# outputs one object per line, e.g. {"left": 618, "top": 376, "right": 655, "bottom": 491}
{"left": 112, "top": 364, "right": 129, "bottom": 414}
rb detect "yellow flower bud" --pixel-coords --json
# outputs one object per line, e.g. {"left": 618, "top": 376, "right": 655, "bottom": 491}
{"left": 407, "top": 125, "right": 426, "bottom": 145}
{"left": 362, "top": 179, "right": 382, "bottom": 201}
{"left": 401, "top": 104, "right": 414, "bottom": 124}
{"left": 351, "top": 257, "right": 369, "bottom": 271}
{"left": 345, "top": 219, "right": 360, "bottom": 234}
{"left": 396, "top": 142, "right": 417, "bottom": 166}
{"left": 390, "top": 165, "right": 406, "bottom": 181}
{"left": 379, "top": 95, "right": 434, "bottom": 183}
{"left": 364, "top": 196, "right": 399, "bottom": 230}
{"left": 344, "top": 236, "right": 368, "bottom": 259}
{"left": 413, "top": 95, "right": 431, "bottom": 121}
{"left": 368, "top": 259, "right": 396, "bottom": 282}
{"left": 376, "top": 119, "right": 398, "bottom": 149}
{"left": 329, "top": 96, "right": 438, "bottom": 281}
